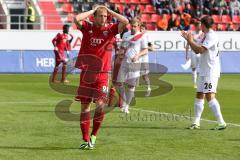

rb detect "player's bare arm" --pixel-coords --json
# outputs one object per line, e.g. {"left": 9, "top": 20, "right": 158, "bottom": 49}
{"left": 132, "top": 48, "right": 148, "bottom": 62}
{"left": 181, "top": 31, "right": 207, "bottom": 54}
{"left": 186, "top": 42, "right": 190, "bottom": 60}
{"left": 105, "top": 7, "right": 129, "bottom": 33}
{"left": 74, "top": 5, "right": 100, "bottom": 29}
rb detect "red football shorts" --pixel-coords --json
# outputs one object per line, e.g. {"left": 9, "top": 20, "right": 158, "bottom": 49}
{"left": 54, "top": 50, "right": 66, "bottom": 66}
{"left": 75, "top": 71, "right": 109, "bottom": 104}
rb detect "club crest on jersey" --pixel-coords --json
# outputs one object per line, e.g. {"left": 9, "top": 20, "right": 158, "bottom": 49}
{"left": 89, "top": 30, "right": 93, "bottom": 34}
{"left": 103, "top": 31, "right": 109, "bottom": 37}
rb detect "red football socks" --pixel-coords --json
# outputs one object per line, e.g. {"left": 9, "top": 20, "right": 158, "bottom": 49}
{"left": 80, "top": 111, "right": 90, "bottom": 142}
{"left": 91, "top": 111, "right": 105, "bottom": 136}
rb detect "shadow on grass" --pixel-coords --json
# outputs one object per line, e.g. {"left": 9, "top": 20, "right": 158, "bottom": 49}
{"left": 0, "top": 146, "right": 80, "bottom": 150}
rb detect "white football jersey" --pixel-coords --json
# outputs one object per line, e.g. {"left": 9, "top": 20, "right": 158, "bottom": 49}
{"left": 192, "top": 30, "right": 204, "bottom": 44}
{"left": 200, "top": 29, "right": 220, "bottom": 77}
{"left": 192, "top": 30, "right": 204, "bottom": 56}
{"left": 139, "top": 33, "right": 151, "bottom": 63}
{"left": 121, "top": 31, "right": 148, "bottom": 63}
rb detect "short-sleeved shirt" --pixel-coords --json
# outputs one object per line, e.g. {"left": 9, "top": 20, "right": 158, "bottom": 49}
{"left": 75, "top": 21, "right": 119, "bottom": 72}
{"left": 121, "top": 31, "right": 148, "bottom": 63}
{"left": 52, "top": 33, "right": 72, "bottom": 53}
{"left": 200, "top": 29, "right": 220, "bottom": 78}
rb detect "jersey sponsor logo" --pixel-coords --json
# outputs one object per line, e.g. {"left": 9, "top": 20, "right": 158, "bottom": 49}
{"left": 90, "top": 38, "right": 105, "bottom": 46}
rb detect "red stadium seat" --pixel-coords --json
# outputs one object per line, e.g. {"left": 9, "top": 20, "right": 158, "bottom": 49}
{"left": 130, "top": 0, "right": 141, "bottom": 4}
{"left": 130, "top": 5, "right": 135, "bottom": 10}
{"left": 140, "top": 0, "right": 149, "bottom": 4}
{"left": 221, "top": 15, "right": 231, "bottom": 24}
{"left": 116, "top": 4, "right": 124, "bottom": 13}
{"left": 62, "top": 3, "right": 73, "bottom": 13}
{"left": 221, "top": 24, "right": 227, "bottom": 31}
{"left": 150, "top": 14, "right": 160, "bottom": 22}
{"left": 232, "top": 24, "right": 239, "bottom": 31}
{"left": 232, "top": 16, "right": 240, "bottom": 24}
{"left": 146, "top": 23, "right": 156, "bottom": 31}
{"left": 212, "top": 23, "right": 217, "bottom": 31}
{"left": 139, "top": 5, "right": 145, "bottom": 12}
{"left": 141, "top": 14, "right": 151, "bottom": 22}
{"left": 144, "top": 5, "right": 155, "bottom": 13}
{"left": 109, "top": 0, "right": 120, "bottom": 3}
{"left": 67, "top": 13, "right": 74, "bottom": 22}
{"left": 58, "top": 0, "right": 68, "bottom": 3}
{"left": 119, "top": 0, "right": 130, "bottom": 3}
{"left": 212, "top": 15, "right": 221, "bottom": 23}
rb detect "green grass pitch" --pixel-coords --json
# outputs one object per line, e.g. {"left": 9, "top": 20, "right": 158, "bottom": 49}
{"left": 0, "top": 74, "right": 240, "bottom": 160}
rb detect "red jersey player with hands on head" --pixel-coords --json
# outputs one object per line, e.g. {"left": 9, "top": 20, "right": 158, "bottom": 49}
{"left": 51, "top": 24, "right": 73, "bottom": 84}
{"left": 74, "top": 5, "right": 129, "bottom": 149}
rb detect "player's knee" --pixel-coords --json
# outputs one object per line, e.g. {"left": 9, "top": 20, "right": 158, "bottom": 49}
{"left": 81, "top": 103, "right": 91, "bottom": 112}
{"left": 96, "top": 99, "right": 106, "bottom": 107}
{"left": 196, "top": 92, "right": 204, "bottom": 99}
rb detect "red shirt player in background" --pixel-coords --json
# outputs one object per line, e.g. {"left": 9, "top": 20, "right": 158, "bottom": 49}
{"left": 74, "top": 5, "right": 128, "bottom": 149}
{"left": 51, "top": 24, "right": 73, "bottom": 83}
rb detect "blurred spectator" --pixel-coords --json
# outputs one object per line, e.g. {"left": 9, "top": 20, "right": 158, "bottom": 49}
{"left": 110, "top": 4, "right": 120, "bottom": 23}
{"left": 226, "top": 23, "right": 234, "bottom": 31}
{"left": 216, "top": 23, "right": 223, "bottom": 31}
{"left": 183, "top": 3, "right": 194, "bottom": 15}
{"left": 169, "top": 0, "right": 181, "bottom": 15}
{"left": 156, "top": 0, "right": 171, "bottom": 15}
{"left": 230, "top": 0, "right": 240, "bottom": 17}
{"left": 203, "top": 0, "right": 215, "bottom": 15}
{"left": 73, "top": 0, "right": 82, "bottom": 13}
{"left": 26, "top": 1, "right": 36, "bottom": 29}
{"left": 123, "top": 4, "right": 134, "bottom": 21}
{"left": 157, "top": 14, "right": 168, "bottom": 30}
{"left": 217, "top": 0, "right": 229, "bottom": 16}
{"left": 133, "top": 5, "right": 142, "bottom": 18}
{"left": 168, "top": 13, "right": 179, "bottom": 30}
{"left": 178, "top": 13, "right": 191, "bottom": 30}
{"left": 237, "top": 25, "right": 240, "bottom": 31}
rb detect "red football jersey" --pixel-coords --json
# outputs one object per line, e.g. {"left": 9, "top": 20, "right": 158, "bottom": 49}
{"left": 75, "top": 21, "right": 119, "bottom": 72}
{"left": 52, "top": 33, "right": 73, "bottom": 53}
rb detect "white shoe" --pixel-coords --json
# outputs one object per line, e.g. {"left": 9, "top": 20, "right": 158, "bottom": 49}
{"left": 124, "top": 108, "right": 130, "bottom": 114}
{"left": 145, "top": 88, "right": 151, "bottom": 97}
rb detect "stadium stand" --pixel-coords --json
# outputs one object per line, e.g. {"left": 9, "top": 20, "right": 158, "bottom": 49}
{"left": 38, "top": 0, "right": 62, "bottom": 30}
{"left": 0, "top": 0, "right": 240, "bottom": 31}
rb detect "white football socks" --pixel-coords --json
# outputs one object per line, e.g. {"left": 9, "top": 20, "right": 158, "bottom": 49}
{"left": 193, "top": 98, "right": 204, "bottom": 126}
{"left": 208, "top": 98, "right": 225, "bottom": 125}
{"left": 192, "top": 70, "right": 197, "bottom": 85}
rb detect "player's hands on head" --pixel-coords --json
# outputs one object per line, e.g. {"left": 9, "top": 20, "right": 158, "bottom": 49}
{"left": 92, "top": 5, "right": 107, "bottom": 12}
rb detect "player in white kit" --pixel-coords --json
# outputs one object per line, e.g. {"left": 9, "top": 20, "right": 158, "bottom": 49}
{"left": 116, "top": 18, "right": 148, "bottom": 113}
{"left": 185, "top": 21, "right": 204, "bottom": 88}
{"left": 181, "top": 16, "right": 226, "bottom": 130}
{"left": 140, "top": 23, "right": 154, "bottom": 96}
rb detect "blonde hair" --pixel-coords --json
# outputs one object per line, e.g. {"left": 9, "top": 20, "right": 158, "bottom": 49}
{"left": 94, "top": 7, "right": 108, "bottom": 17}
{"left": 130, "top": 17, "right": 141, "bottom": 26}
